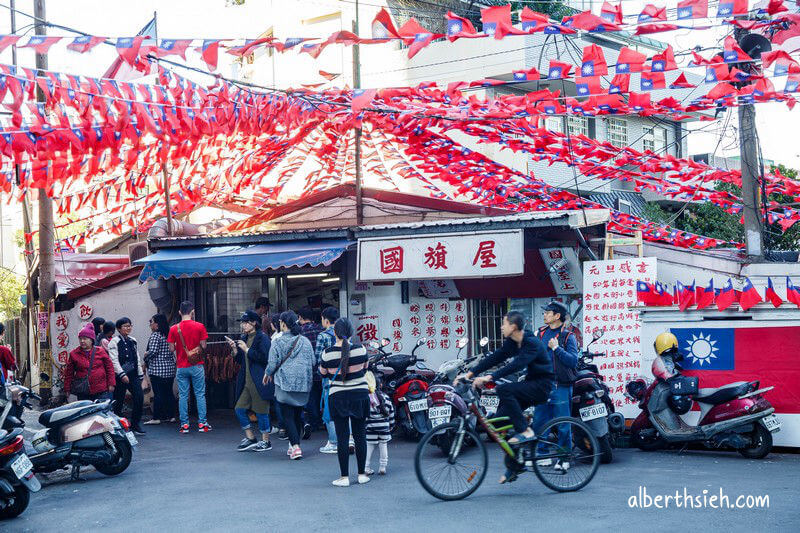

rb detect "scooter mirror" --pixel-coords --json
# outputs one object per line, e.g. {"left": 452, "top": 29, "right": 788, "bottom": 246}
{"left": 592, "top": 328, "right": 604, "bottom": 341}
{"left": 368, "top": 341, "right": 380, "bottom": 350}
{"left": 40, "top": 372, "right": 50, "bottom": 382}
{"left": 417, "top": 338, "right": 427, "bottom": 346}
{"left": 381, "top": 337, "right": 391, "bottom": 347}
{"left": 479, "top": 337, "right": 489, "bottom": 347}
{"left": 456, "top": 337, "right": 468, "bottom": 349}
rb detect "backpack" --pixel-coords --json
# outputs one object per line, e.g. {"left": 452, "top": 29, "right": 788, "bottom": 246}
{"left": 537, "top": 326, "right": 577, "bottom": 384}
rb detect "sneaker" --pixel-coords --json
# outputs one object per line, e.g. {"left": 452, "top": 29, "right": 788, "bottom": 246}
{"left": 287, "top": 446, "right": 293, "bottom": 456}
{"left": 254, "top": 440, "right": 273, "bottom": 452}
{"left": 198, "top": 423, "right": 212, "bottom": 433}
{"left": 536, "top": 458, "right": 552, "bottom": 467}
{"left": 332, "top": 477, "right": 350, "bottom": 487}
{"left": 168, "top": 418, "right": 177, "bottom": 423}
{"left": 358, "top": 474, "right": 370, "bottom": 485}
{"left": 302, "top": 423, "right": 312, "bottom": 440}
{"left": 290, "top": 447, "right": 303, "bottom": 460}
{"left": 270, "top": 427, "right": 280, "bottom": 434}
{"left": 179, "top": 424, "right": 190, "bottom": 434}
{"left": 237, "top": 438, "right": 258, "bottom": 451}
{"left": 319, "top": 441, "right": 338, "bottom": 454}
{"left": 554, "top": 460, "right": 570, "bottom": 472}
{"left": 364, "top": 467, "right": 375, "bottom": 475}
{"left": 133, "top": 425, "right": 146, "bottom": 436}
{"left": 142, "top": 419, "right": 161, "bottom": 425}
{"left": 278, "top": 429, "right": 288, "bottom": 440}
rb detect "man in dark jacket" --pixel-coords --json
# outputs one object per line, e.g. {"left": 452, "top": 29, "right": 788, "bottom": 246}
{"left": 534, "top": 301, "right": 579, "bottom": 472}
{"left": 228, "top": 310, "right": 273, "bottom": 452}
{"left": 464, "top": 311, "right": 554, "bottom": 446}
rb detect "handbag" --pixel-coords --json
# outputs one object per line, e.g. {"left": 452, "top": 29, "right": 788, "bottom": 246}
{"left": 265, "top": 335, "right": 301, "bottom": 385}
{"left": 177, "top": 324, "right": 205, "bottom": 366}
{"left": 71, "top": 347, "right": 96, "bottom": 397}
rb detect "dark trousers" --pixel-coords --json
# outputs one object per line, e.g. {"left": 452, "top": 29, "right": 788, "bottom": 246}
{"left": 495, "top": 379, "right": 553, "bottom": 434}
{"left": 304, "top": 379, "right": 323, "bottom": 429}
{"left": 113, "top": 373, "right": 143, "bottom": 427}
{"left": 332, "top": 415, "right": 367, "bottom": 477}
{"left": 150, "top": 375, "right": 176, "bottom": 421}
{"left": 77, "top": 391, "right": 112, "bottom": 401}
{"left": 279, "top": 402, "right": 304, "bottom": 446}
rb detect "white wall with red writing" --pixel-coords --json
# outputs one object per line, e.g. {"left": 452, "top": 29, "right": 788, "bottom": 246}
{"left": 351, "top": 280, "right": 467, "bottom": 370}
{"left": 582, "top": 257, "right": 657, "bottom": 418}
{"left": 49, "top": 278, "right": 156, "bottom": 395}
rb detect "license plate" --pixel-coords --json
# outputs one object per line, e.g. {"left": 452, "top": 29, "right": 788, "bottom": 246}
{"left": 579, "top": 403, "right": 608, "bottom": 421}
{"left": 407, "top": 399, "right": 428, "bottom": 412}
{"left": 480, "top": 395, "right": 499, "bottom": 411}
{"left": 125, "top": 431, "right": 138, "bottom": 446}
{"left": 10, "top": 454, "right": 33, "bottom": 480}
{"left": 431, "top": 417, "right": 449, "bottom": 428}
{"left": 763, "top": 415, "right": 781, "bottom": 433}
{"left": 429, "top": 405, "right": 451, "bottom": 419}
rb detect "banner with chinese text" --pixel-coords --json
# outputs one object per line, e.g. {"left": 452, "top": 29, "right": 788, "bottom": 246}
{"left": 582, "top": 257, "right": 656, "bottom": 417}
{"left": 357, "top": 230, "right": 523, "bottom": 281}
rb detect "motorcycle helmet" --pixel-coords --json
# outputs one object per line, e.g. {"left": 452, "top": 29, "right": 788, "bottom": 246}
{"left": 668, "top": 394, "right": 692, "bottom": 415}
{"left": 653, "top": 332, "right": 679, "bottom": 356}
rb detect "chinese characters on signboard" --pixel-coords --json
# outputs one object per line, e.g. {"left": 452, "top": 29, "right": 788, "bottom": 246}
{"left": 358, "top": 230, "right": 523, "bottom": 281}
{"left": 582, "top": 258, "right": 656, "bottom": 418}
{"left": 539, "top": 247, "right": 582, "bottom": 294}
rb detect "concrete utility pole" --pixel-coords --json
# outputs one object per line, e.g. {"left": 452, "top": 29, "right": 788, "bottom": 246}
{"left": 735, "top": 26, "right": 764, "bottom": 259}
{"left": 352, "top": 0, "right": 363, "bottom": 225}
{"left": 34, "top": 0, "right": 56, "bottom": 303}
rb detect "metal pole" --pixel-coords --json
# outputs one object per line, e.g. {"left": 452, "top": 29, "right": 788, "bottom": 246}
{"left": 352, "top": 1, "right": 363, "bottom": 225}
{"left": 153, "top": 10, "right": 173, "bottom": 236}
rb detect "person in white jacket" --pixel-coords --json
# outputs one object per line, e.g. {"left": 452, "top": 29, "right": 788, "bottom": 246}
{"left": 107, "top": 317, "right": 145, "bottom": 435}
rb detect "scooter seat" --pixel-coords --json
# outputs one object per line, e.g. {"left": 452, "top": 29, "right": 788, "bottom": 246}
{"left": 694, "top": 382, "right": 750, "bottom": 405}
{"left": 39, "top": 400, "right": 110, "bottom": 427}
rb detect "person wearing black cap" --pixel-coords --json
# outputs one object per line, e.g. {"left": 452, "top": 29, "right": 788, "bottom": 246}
{"left": 227, "top": 310, "right": 273, "bottom": 452}
{"left": 254, "top": 297, "right": 273, "bottom": 333}
{"left": 534, "top": 301, "right": 579, "bottom": 473}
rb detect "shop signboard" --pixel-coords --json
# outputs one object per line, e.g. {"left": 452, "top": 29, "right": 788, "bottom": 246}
{"left": 357, "top": 230, "right": 523, "bottom": 281}
{"left": 582, "top": 257, "right": 656, "bottom": 418}
{"left": 539, "top": 247, "right": 582, "bottom": 294}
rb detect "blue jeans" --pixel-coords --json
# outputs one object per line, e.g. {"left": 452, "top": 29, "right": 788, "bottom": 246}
{"left": 177, "top": 365, "right": 207, "bottom": 426}
{"left": 533, "top": 385, "right": 572, "bottom": 452}
{"left": 321, "top": 378, "right": 336, "bottom": 444}
{"left": 235, "top": 408, "right": 270, "bottom": 433}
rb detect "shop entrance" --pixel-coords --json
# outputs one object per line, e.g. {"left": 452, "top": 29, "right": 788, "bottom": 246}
{"left": 286, "top": 273, "right": 341, "bottom": 313}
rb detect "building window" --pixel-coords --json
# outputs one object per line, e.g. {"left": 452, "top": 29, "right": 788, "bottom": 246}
{"left": 544, "top": 116, "right": 563, "bottom": 133}
{"left": 643, "top": 125, "right": 667, "bottom": 153}
{"left": 469, "top": 299, "right": 507, "bottom": 354}
{"left": 616, "top": 198, "right": 633, "bottom": 214}
{"left": 567, "top": 116, "right": 588, "bottom": 137}
{"left": 606, "top": 118, "right": 628, "bottom": 147}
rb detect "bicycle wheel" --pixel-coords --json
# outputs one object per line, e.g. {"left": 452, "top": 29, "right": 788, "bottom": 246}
{"left": 532, "top": 416, "right": 600, "bottom": 492}
{"left": 414, "top": 421, "right": 488, "bottom": 501}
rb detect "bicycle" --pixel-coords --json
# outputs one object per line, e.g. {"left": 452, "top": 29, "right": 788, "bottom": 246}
{"left": 414, "top": 379, "right": 600, "bottom": 501}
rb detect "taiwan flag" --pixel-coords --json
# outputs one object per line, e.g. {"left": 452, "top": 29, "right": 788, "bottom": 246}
{"left": 600, "top": 1, "right": 623, "bottom": 24}
{"left": 371, "top": 8, "right": 401, "bottom": 40}
{"left": 616, "top": 47, "right": 647, "bottom": 73}
{"left": 548, "top": 60, "right": 573, "bottom": 79}
{"left": 636, "top": 281, "right": 659, "bottom": 305}
{"left": 716, "top": 278, "right": 736, "bottom": 310}
{"left": 739, "top": 278, "right": 762, "bottom": 311}
{"left": 717, "top": 0, "right": 748, "bottom": 17}
{"left": 677, "top": 0, "right": 708, "bottom": 19}
{"left": 765, "top": 277, "right": 783, "bottom": 308}
{"left": 696, "top": 279, "right": 715, "bottom": 310}
{"left": 581, "top": 44, "right": 608, "bottom": 76}
{"left": 638, "top": 4, "right": 667, "bottom": 22}
{"left": 671, "top": 326, "right": 800, "bottom": 414}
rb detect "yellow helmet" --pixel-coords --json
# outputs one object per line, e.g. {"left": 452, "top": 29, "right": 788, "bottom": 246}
{"left": 653, "top": 332, "right": 678, "bottom": 356}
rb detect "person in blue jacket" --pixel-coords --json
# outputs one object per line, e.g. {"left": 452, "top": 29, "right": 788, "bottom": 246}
{"left": 228, "top": 310, "right": 273, "bottom": 452}
{"left": 534, "top": 301, "right": 579, "bottom": 473}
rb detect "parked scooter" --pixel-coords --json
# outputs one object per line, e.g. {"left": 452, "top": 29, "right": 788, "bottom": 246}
{"left": 625, "top": 334, "right": 780, "bottom": 458}
{"left": 427, "top": 338, "right": 475, "bottom": 454}
{"left": 0, "top": 374, "right": 137, "bottom": 480}
{"left": 571, "top": 329, "right": 625, "bottom": 464}
{"left": 371, "top": 338, "right": 433, "bottom": 440}
{"left": 0, "top": 428, "right": 40, "bottom": 519}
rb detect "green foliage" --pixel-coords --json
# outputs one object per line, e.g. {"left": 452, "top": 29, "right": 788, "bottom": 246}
{"left": 0, "top": 271, "right": 24, "bottom": 320}
{"left": 642, "top": 167, "right": 800, "bottom": 250}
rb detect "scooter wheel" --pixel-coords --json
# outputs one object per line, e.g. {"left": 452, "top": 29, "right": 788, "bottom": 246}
{"left": 739, "top": 423, "right": 772, "bottom": 460}
{"left": 94, "top": 437, "right": 133, "bottom": 476}
{"left": 0, "top": 480, "right": 30, "bottom": 519}
{"left": 632, "top": 430, "right": 665, "bottom": 452}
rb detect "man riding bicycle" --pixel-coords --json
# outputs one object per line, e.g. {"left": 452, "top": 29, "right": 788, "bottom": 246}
{"left": 459, "top": 311, "right": 554, "bottom": 482}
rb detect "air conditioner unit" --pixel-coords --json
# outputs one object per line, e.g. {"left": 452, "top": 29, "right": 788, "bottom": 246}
{"left": 127, "top": 241, "right": 148, "bottom": 265}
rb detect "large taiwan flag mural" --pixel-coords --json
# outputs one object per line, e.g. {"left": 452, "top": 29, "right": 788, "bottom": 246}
{"left": 670, "top": 327, "right": 800, "bottom": 415}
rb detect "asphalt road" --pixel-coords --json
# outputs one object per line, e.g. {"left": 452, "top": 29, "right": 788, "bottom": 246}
{"left": 5, "top": 411, "right": 798, "bottom": 532}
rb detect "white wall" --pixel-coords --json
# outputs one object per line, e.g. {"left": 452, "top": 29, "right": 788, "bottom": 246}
{"left": 48, "top": 278, "right": 156, "bottom": 394}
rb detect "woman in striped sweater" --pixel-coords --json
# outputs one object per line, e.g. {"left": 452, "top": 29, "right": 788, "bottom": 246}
{"left": 319, "top": 317, "right": 370, "bottom": 487}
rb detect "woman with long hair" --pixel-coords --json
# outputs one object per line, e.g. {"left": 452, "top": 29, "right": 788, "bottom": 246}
{"left": 144, "top": 313, "right": 177, "bottom": 424}
{"left": 264, "top": 311, "right": 314, "bottom": 460}
{"left": 319, "top": 317, "right": 370, "bottom": 487}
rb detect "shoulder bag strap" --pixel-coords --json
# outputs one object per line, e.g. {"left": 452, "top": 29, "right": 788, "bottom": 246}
{"left": 270, "top": 335, "right": 301, "bottom": 377}
{"left": 176, "top": 324, "right": 190, "bottom": 354}
{"left": 87, "top": 346, "right": 96, "bottom": 376}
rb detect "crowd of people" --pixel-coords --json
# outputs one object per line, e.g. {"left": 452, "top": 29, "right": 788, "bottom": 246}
{"left": 57, "top": 295, "right": 578, "bottom": 487}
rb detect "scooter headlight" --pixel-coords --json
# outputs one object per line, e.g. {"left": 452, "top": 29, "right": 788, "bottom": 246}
{"left": 594, "top": 389, "right": 605, "bottom": 397}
